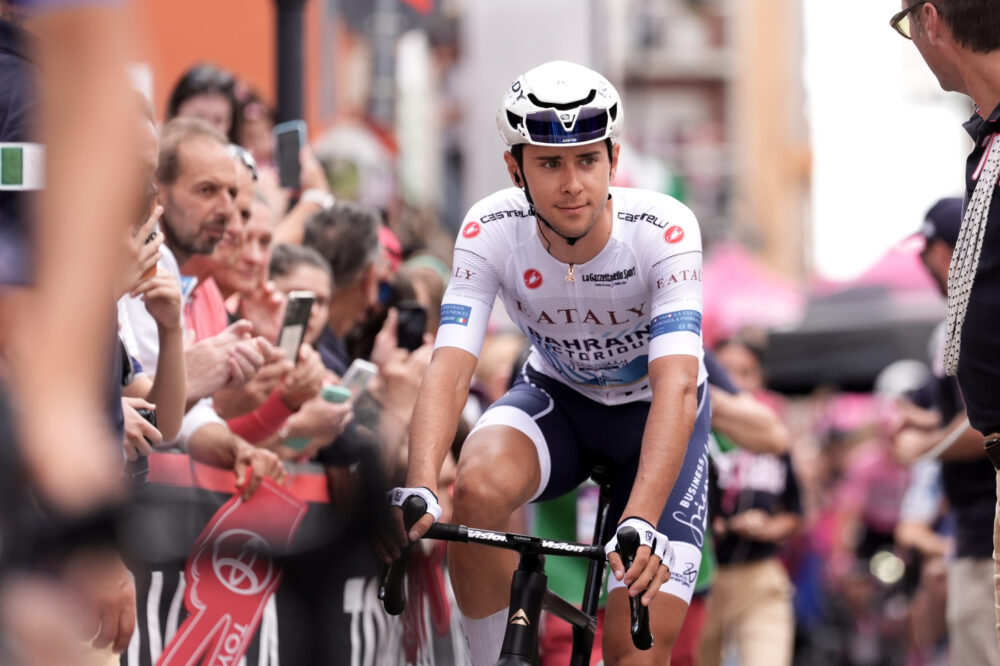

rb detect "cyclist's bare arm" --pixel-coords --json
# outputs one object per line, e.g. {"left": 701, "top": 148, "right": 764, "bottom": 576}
{"left": 400, "top": 346, "right": 478, "bottom": 540}
{"left": 608, "top": 353, "right": 698, "bottom": 602}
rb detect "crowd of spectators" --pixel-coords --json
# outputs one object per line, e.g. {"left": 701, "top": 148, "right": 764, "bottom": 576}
{"left": 2, "top": 4, "right": 1000, "bottom": 665}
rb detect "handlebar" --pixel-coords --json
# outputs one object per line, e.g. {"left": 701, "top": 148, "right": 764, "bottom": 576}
{"left": 615, "top": 526, "right": 653, "bottom": 650}
{"left": 378, "top": 495, "right": 427, "bottom": 615}
{"left": 378, "top": 496, "right": 654, "bottom": 651}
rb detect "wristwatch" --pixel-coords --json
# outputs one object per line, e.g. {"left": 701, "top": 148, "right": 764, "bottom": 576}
{"left": 984, "top": 433, "right": 1000, "bottom": 471}
{"left": 300, "top": 188, "right": 335, "bottom": 211}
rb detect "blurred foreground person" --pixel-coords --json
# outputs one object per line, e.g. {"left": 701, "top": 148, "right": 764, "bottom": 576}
{"left": 0, "top": 0, "right": 147, "bottom": 663}
{"left": 891, "top": 0, "right": 1000, "bottom": 641}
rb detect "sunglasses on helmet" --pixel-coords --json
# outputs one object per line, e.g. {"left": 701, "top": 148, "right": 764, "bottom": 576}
{"left": 514, "top": 106, "right": 611, "bottom": 145}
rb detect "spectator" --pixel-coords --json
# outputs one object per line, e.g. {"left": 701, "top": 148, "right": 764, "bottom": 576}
{"left": 699, "top": 338, "right": 802, "bottom": 666}
{"left": 891, "top": 197, "right": 999, "bottom": 665}
{"left": 269, "top": 243, "right": 334, "bottom": 346}
{"left": 178, "top": 145, "right": 327, "bottom": 448}
{"left": 304, "top": 202, "right": 384, "bottom": 376}
{"left": 119, "top": 117, "right": 284, "bottom": 496}
{"left": 180, "top": 143, "right": 257, "bottom": 341}
{"left": 265, "top": 244, "right": 353, "bottom": 461}
{"left": 891, "top": 0, "right": 1000, "bottom": 634}
{"left": 235, "top": 87, "right": 276, "bottom": 168}
{"left": 893, "top": 457, "right": 951, "bottom": 664}
{"left": 117, "top": 96, "right": 186, "bottom": 463}
{"left": 273, "top": 201, "right": 435, "bottom": 665}
{"left": 166, "top": 63, "right": 238, "bottom": 141}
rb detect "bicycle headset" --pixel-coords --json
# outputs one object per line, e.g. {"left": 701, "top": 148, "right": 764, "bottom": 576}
{"left": 496, "top": 60, "right": 623, "bottom": 247}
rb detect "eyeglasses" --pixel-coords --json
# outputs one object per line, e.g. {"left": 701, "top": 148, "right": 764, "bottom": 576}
{"left": 890, "top": 0, "right": 934, "bottom": 39}
{"left": 510, "top": 106, "right": 612, "bottom": 145}
{"left": 228, "top": 144, "right": 259, "bottom": 182}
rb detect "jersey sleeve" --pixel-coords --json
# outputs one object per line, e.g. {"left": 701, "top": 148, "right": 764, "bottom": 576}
{"left": 645, "top": 201, "right": 703, "bottom": 362}
{"left": 434, "top": 241, "right": 503, "bottom": 358}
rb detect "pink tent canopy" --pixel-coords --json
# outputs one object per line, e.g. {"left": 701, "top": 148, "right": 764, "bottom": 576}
{"left": 702, "top": 242, "right": 806, "bottom": 348}
{"left": 812, "top": 235, "right": 938, "bottom": 295}
{"left": 702, "top": 238, "right": 940, "bottom": 350}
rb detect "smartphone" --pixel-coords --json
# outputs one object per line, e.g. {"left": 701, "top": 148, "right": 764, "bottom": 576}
{"left": 321, "top": 384, "right": 352, "bottom": 403}
{"left": 340, "top": 358, "right": 378, "bottom": 394}
{"left": 395, "top": 300, "right": 427, "bottom": 352}
{"left": 276, "top": 291, "right": 314, "bottom": 363}
{"left": 273, "top": 119, "right": 307, "bottom": 190}
{"left": 126, "top": 407, "right": 157, "bottom": 482}
{"left": 135, "top": 407, "right": 157, "bottom": 436}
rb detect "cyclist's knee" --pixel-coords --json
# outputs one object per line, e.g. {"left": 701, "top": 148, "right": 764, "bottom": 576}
{"left": 453, "top": 427, "right": 539, "bottom": 523}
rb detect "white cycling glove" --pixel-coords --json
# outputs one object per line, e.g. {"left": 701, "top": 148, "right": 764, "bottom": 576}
{"left": 388, "top": 486, "right": 443, "bottom": 521}
{"left": 604, "top": 516, "right": 675, "bottom": 570}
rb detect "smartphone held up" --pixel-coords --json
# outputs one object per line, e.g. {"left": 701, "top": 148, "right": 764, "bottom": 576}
{"left": 277, "top": 291, "right": 314, "bottom": 363}
{"left": 394, "top": 301, "right": 427, "bottom": 352}
{"left": 273, "top": 119, "right": 306, "bottom": 190}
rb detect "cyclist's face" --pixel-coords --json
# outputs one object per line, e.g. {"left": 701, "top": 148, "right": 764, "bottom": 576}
{"left": 508, "top": 142, "right": 619, "bottom": 240}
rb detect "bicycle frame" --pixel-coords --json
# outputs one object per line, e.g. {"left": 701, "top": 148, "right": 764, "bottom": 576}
{"left": 380, "top": 464, "right": 652, "bottom": 665}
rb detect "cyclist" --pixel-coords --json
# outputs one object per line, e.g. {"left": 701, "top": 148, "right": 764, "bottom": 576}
{"left": 387, "top": 60, "right": 710, "bottom": 666}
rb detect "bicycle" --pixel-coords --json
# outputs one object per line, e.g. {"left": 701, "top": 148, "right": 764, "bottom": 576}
{"left": 379, "top": 464, "right": 653, "bottom": 666}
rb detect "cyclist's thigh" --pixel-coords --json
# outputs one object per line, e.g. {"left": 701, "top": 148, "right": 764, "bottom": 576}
{"left": 465, "top": 369, "right": 587, "bottom": 505}
{"left": 607, "top": 385, "right": 711, "bottom": 604}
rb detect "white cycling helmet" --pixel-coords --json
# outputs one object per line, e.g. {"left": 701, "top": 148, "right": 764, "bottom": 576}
{"left": 497, "top": 60, "right": 623, "bottom": 148}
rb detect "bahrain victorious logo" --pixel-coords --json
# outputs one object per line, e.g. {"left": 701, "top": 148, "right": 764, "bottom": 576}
{"left": 157, "top": 476, "right": 306, "bottom": 666}
{"left": 509, "top": 609, "right": 531, "bottom": 626}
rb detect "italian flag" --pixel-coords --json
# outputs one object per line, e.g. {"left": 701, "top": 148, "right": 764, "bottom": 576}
{"left": 0, "top": 143, "right": 44, "bottom": 190}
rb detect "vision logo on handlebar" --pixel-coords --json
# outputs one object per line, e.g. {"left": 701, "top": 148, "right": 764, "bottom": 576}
{"left": 468, "top": 529, "right": 508, "bottom": 543}
{"left": 542, "top": 540, "right": 587, "bottom": 553}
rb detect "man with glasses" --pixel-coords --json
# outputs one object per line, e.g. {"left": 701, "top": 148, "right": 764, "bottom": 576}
{"left": 386, "top": 60, "right": 711, "bottom": 666}
{"left": 890, "top": 0, "right": 1000, "bottom": 649}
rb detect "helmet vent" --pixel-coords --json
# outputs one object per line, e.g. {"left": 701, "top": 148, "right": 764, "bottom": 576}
{"left": 608, "top": 103, "right": 618, "bottom": 122}
{"left": 526, "top": 89, "right": 597, "bottom": 111}
{"left": 506, "top": 111, "right": 522, "bottom": 131}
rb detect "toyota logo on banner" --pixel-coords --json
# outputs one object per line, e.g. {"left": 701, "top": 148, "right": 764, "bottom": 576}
{"left": 212, "top": 529, "right": 274, "bottom": 596}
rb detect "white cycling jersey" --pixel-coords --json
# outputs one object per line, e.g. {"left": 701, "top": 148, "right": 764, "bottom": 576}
{"left": 436, "top": 186, "right": 706, "bottom": 405}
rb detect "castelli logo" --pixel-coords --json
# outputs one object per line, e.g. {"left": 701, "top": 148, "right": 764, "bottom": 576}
{"left": 462, "top": 222, "right": 481, "bottom": 238}
{"left": 664, "top": 226, "right": 684, "bottom": 244}
{"left": 523, "top": 269, "right": 543, "bottom": 289}
{"left": 211, "top": 529, "right": 274, "bottom": 596}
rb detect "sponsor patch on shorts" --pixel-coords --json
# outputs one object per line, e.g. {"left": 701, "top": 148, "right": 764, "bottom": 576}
{"left": 440, "top": 303, "right": 472, "bottom": 326}
{"left": 650, "top": 310, "right": 701, "bottom": 337}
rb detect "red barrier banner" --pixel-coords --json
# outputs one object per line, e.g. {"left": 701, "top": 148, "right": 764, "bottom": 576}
{"left": 157, "top": 476, "right": 307, "bottom": 666}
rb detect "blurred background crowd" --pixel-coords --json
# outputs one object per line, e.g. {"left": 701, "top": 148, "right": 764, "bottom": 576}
{"left": 0, "top": 0, "right": 990, "bottom": 665}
